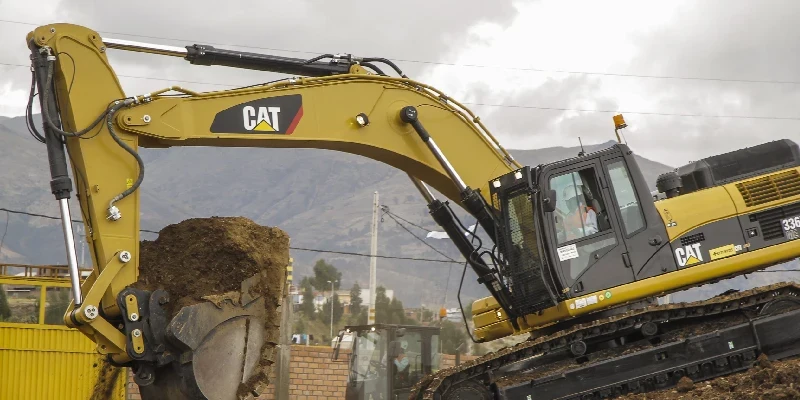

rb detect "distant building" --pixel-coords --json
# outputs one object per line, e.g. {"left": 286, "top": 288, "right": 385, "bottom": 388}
{"left": 312, "top": 288, "right": 394, "bottom": 313}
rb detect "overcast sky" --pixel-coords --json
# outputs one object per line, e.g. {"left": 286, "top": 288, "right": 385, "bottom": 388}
{"left": 1, "top": 0, "right": 799, "bottom": 167}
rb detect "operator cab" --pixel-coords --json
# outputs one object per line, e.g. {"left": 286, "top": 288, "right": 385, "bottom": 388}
{"left": 333, "top": 324, "right": 441, "bottom": 400}
{"left": 489, "top": 142, "right": 672, "bottom": 315}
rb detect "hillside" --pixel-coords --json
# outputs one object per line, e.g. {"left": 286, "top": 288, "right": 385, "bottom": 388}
{"left": 1, "top": 114, "right": 794, "bottom": 307}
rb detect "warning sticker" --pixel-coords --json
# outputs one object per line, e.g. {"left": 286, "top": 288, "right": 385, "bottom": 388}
{"left": 574, "top": 294, "right": 598, "bottom": 310}
{"left": 709, "top": 244, "right": 738, "bottom": 260}
{"left": 575, "top": 297, "right": 587, "bottom": 309}
{"left": 557, "top": 244, "right": 579, "bottom": 261}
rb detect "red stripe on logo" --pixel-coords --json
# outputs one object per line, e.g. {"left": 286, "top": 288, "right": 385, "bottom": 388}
{"left": 286, "top": 106, "right": 304, "bottom": 135}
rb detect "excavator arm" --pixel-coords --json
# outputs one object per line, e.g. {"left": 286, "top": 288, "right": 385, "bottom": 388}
{"left": 25, "top": 23, "right": 522, "bottom": 399}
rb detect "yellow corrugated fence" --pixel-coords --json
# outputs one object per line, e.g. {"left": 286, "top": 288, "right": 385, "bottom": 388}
{"left": 0, "top": 274, "right": 126, "bottom": 400}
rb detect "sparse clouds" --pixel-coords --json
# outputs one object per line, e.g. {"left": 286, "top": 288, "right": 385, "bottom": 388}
{"left": 419, "top": 0, "right": 800, "bottom": 167}
{"left": 2, "top": 0, "right": 800, "bottom": 167}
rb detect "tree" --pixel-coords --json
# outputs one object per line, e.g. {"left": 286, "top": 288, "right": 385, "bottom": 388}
{"left": 311, "top": 259, "right": 342, "bottom": 291}
{"left": 374, "top": 286, "right": 416, "bottom": 325}
{"left": 374, "top": 286, "right": 391, "bottom": 323}
{"left": 439, "top": 320, "right": 468, "bottom": 355}
{"left": 349, "top": 282, "right": 363, "bottom": 314}
{"left": 422, "top": 308, "right": 434, "bottom": 323}
{"left": 300, "top": 277, "right": 316, "bottom": 319}
{"left": 44, "top": 289, "right": 71, "bottom": 325}
{"left": 350, "top": 307, "right": 368, "bottom": 325}
{"left": 348, "top": 283, "right": 367, "bottom": 325}
{"left": 0, "top": 285, "right": 10, "bottom": 321}
{"left": 319, "top": 293, "right": 344, "bottom": 325}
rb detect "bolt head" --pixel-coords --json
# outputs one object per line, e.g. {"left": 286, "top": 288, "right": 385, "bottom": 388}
{"left": 143, "top": 115, "right": 151, "bottom": 123}
{"left": 49, "top": 28, "right": 55, "bottom": 33}
{"left": 119, "top": 251, "right": 131, "bottom": 263}
{"left": 84, "top": 305, "right": 99, "bottom": 320}
{"left": 355, "top": 113, "right": 369, "bottom": 127}
{"left": 132, "top": 329, "right": 142, "bottom": 338}
{"left": 130, "top": 313, "right": 139, "bottom": 322}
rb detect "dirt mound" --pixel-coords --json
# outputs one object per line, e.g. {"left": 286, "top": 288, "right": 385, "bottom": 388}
{"left": 135, "top": 216, "right": 289, "bottom": 318}
{"left": 133, "top": 216, "right": 290, "bottom": 398}
{"left": 616, "top": 354, "right": 800, "bottom": 400}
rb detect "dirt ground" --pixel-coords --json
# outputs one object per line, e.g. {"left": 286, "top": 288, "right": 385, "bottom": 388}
{"left": 615, "top": 354, "right": 800, "bottom": 400}
{"left": 93, "top": 216, "right": 290, "bottom": 399}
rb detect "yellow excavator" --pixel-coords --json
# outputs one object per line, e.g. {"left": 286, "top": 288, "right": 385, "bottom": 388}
{"left": 22, "top": 23, "right": 800, "bottom": 400}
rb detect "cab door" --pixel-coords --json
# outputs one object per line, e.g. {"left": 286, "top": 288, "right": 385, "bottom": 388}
{"left": 543, "top": 157, "right": 634, "bottom": 297}
{"left": 600, "top": 154, "right": 674, "bottom": 280}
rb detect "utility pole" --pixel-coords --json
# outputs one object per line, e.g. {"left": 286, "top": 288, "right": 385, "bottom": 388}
{"left": 368, "top": 191, "right": 378, "bottom": 325}
{"left": 275, "top": 257, "right": 293, "bottom": 399}
{"left": 328, "top": 279, "right": 337, "bottom": 339}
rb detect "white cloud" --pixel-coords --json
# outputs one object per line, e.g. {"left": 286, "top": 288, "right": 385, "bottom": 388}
{"left": 1, "top": 0, "right": 799, "bottom": 167}
{"left": 0, "top": 81, "right": 30, "bottom": 117}
{"left": 417, "top": 0, "right": 800, "bottom": 167}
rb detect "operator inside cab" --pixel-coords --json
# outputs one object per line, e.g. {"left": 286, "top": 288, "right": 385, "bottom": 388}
{"left": 560, "top": 184, "right": 599, "bottom": 242}
{"left": 392, "top": 341, "right": 410, "bottom": 386}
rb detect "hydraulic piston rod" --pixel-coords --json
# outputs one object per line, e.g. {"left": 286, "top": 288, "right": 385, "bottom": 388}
{"left": 30, "top": 43, "right": 83, "bottom": 305}
{"left": 102, "top": 37, "right": 352, "bottom": 76}
{"left": 400, "top": 106, "right": 501, "bottom": 245}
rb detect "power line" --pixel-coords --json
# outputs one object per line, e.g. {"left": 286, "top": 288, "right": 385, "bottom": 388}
{"left": 4, "top": 61, "right": 800, "bottom": 122}
{"left": 288, "top": 247, "right": 458, "bottom": 263}
{"left": 380, "top": 205, "right": 457, "bottom": 263}
{"left": 0, "top": 206, "right": 462, "bottom": 264}
{"left": 380, "top": 206, "right": 434, "bottom": 233}
{"left": 3, "top": 18, "right": 800, "bottom": 86}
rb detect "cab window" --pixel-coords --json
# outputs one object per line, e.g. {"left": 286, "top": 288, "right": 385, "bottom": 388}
{"left": 549, "top": 167, "right": 610, "bottom": 245}
{"left": 393, "top": 331, "right": 422, "bottom": 389}
{"left": 606, "top": 160, "right": 645, "bottom": 236}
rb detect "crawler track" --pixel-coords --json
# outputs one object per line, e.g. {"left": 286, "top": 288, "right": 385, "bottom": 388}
{"left": 409, "top": 282, "right": 800, "bottom": 400}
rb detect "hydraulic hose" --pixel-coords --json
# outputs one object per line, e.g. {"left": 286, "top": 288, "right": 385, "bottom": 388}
{"left": 39, "top": 56, "right": 109, "bottom": 138}
{"left": 105, "top": 100, "right": 144, "bottom": 218}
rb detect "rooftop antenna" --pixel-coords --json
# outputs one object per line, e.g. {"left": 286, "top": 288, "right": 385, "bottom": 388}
{"left": 578, "top": 137, "right": 586, "bottom": 157}
{"left": 613, "top": 113, "right": 628, "bottom": 144}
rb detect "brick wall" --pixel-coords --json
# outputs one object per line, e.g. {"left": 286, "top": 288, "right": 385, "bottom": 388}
{"left": 126, "top": 369, "right": 140, "bottom": 400}
{"left": 126, "top": 345, "right": 479, "bottom": 400}
{"left": 258, "top": 345, "right": 349, "bottom": 399}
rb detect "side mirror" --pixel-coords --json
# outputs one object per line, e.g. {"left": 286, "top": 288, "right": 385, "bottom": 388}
{"left": 543, "top": 189, "right": 557, "bottom": 212}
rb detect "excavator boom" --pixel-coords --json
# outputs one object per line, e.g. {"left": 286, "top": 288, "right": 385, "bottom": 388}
{"left": 24, "top": 23, "right": 522, "bottom": 399}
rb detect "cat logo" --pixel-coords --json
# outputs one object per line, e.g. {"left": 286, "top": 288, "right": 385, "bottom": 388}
{"left": 675, "top": 243, "right": 703, "bottom": 267}
{"left": 209, "top": 94, "right": 303, "bottom": 134}
{"left": 243, "top": 106, "right": 282, "bottom": 132}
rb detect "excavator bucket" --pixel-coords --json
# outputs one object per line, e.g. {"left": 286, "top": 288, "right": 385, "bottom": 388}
{"left": 114, "top": 217, "right": 289, "bottom": 400}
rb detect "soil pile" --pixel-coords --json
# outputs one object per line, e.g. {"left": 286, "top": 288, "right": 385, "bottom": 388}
{"left": 134, "top": 216, "right": 290, "bottom": 398}
{"left": 616, "top": 354, "right": 800, "bottom": 400}
{"left": 135, "top": 216, "right": 290, "bottom": 319}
